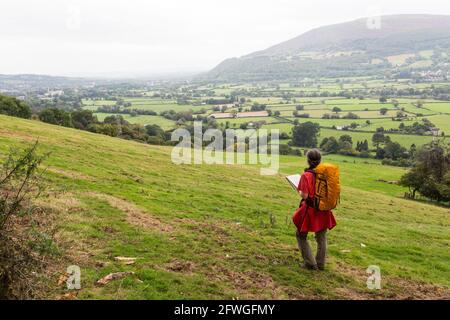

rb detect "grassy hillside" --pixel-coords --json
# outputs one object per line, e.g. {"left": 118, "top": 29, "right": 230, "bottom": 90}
{"left": 0, "top": 114, "right": 448, "bottom": 299}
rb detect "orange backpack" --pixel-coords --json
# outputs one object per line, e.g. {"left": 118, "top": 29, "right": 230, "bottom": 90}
{"left": 306, "top": 163, "right": 340, "bottom": 211}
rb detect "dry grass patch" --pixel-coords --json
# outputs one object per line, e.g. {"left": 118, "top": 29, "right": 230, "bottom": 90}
{"left": 207, "top": 265, "right": 306, "bottom": 299}
{"left": 334, "top": 261, "right": 450, "bottom": 300}
{"left": 47, "top": 167, "right": 93, "bottom": 181}
{"left": 87, "top": 192, "right": 173, "bottom": 233}
{"left": 164, "top": 258, "right": 196, "bottom": 274}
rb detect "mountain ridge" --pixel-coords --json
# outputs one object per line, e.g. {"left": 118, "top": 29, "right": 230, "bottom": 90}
{"left": 206, "top": 14, "right": 450, "bottom": 81}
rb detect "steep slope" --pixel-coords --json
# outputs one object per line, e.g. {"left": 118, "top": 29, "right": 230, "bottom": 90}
{"left": 207, "top": 14, "right": 450, "bottom": 81}
{"left": 0, "top": 115, "right": 448, "bottom": 299}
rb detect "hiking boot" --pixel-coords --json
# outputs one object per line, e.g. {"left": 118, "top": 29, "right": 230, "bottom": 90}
{"left": 302, "top": 263, "right": 318, "bottom": 270}
{"left": 317, "top": 264, "right": 325, "bottom": 271}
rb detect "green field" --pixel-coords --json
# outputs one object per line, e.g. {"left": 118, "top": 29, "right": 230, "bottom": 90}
{"left": 423, "top": 103, "right": 450, "bottom": 114}
{"left": 82, "top": 98, "right": 209, "bottom": 113}
{"left": 0, "top": 114, "right": 448, "bottom": 299}
{"left": 82, "top": 99, "right": 117, "bottom": 106}
{"left": 94, "top": 113, "right": 176, "bottom": 130}
{"left": 319, "top": 128, "right": 435, "bottom": 148}
{"left": 243, "top": 121, "right": 436, "bottom": 148}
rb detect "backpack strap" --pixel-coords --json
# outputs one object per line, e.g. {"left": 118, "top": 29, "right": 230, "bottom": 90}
{"left": 300, "top": 169, "right": 317, "bottom": 209}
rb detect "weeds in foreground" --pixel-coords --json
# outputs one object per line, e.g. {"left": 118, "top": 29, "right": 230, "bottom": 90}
{"left": 0, "top": 141, "right": 56, "bottom": 299}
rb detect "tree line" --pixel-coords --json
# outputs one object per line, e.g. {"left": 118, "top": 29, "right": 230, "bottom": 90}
{"left": 289, "top": 121, "right": 436, "bottom": 167}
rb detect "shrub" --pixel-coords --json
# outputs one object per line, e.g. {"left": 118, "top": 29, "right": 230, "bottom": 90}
{"left": 0, "top": 142, "right": 56, "bottom": 299}
{"left": 0, "top": 94, "right": 32, "bottom": 119}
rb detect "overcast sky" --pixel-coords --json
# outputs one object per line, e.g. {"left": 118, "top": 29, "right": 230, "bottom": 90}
{"left": 0, "top": 0, "right": 449, "bottom": 77}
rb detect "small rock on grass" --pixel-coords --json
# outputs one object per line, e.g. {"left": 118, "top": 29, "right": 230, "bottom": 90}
{"left": 114, "top": 256, "right": 137, "bottom": 265}
{"left": 96, "top": 272, "right": 135, "bottom": 285}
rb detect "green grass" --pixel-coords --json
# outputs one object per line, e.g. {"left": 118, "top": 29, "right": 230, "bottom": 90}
{"left": 82, "top": 97, "right": 211, "bottom": 113}
{"left": 425, "top": 114, "right": 450, "bottom": 134}
{"left": 82, "top": 99, "right": 116, "bottom": 106}
{"left": 387, "top": 53, "right": 415, "bottom": 66}
{"left": 422, "top": 103, "right": 450, "bottom": 114}
{"left": 409, "top": 60, "right": 433, "bottom": 69}
{"left": 0, "top": 114, "right": 448, "bottom": 299}
{"left": 94, "top": 113, "right": 176, "bottom": 130}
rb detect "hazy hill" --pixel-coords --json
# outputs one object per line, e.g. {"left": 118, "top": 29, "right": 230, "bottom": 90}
{"left": 207, "top": 15, "right": 450, "bottom": 81}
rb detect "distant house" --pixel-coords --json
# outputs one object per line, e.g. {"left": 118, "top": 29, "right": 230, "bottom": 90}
{"left": 209, "top": 110, "right": 269, "bottom": 119}
{"left": 431, "top": 128, "right": 440, "bottom": 136}
{"left": 45, "top": 89, "right": 64, "bottom": 97}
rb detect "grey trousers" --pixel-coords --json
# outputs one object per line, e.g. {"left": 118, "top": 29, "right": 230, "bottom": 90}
{"left": 296, "top": 229, "right": 327, "bottom": 269}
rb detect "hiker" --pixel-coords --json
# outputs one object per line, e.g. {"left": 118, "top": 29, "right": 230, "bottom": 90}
{"left": 293, "top": 149, "right": 337, "bottom": 271}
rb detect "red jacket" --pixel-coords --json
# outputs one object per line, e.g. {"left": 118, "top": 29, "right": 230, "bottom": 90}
{"left": 292, "top": 171, "right": 337, "bottom": 233}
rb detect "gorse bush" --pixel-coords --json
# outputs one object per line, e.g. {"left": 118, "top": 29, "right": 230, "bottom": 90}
{"left": 0, "top": 141, "right": 55, "bottom": 299}
{"left": 0, "top": 142, "right": 46, "bottom": 228}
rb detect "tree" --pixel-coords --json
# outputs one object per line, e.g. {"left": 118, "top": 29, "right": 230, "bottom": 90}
{"left": 320, "top": 137, "right": 339, "bottom": 153}
{"left": 104, "top": 115, "right": 128, "bottom": 126}
{"left": 342, "top": 112, "right": 359, "bottom": 119}
{"left": 0, "top": 94, "right": 31, "bottom": 119}
{"left": 400, "top": 167, "right": 426, "bottom": 199}
{"left": 292, "top": 122, "right": 320, "bottom": 148}
{"left": 250, "top": 103, "right": 266, "bottom": 111}
{"left": 296, "top": 105, "right": 304, "bottom": 111}
{"left": 384, "top": 141, "right": 407, "bottom": 160}
{"left": 372, "top": 132, "right": 387, "bottom": 151}
{"left": 415, "top": 100, "right": 425, "bottom": 108}
{"left": 396, "top": 111, "right": 406, "bottom": 118}
{"left": 71, "top": 110, "right": 98, "bottom": 130}
{"left": 400, "top": 141, "right": 449, "bottom": 201}
{"left": 339, "top": 134, "right": 353, "bottom": 146}
{"left": 332, "top": 107, "right": 341, "bottom": 114}
{"left": 362, "top": 140, "right": 369, "bottom": 152}
{"left": 39, "top": 108, "right": 72, "bottom": 127}
{"left": 380, "top": 108, "right": 389, "bottom": 115}
{"left": 145, "top": 124, "right": 165, "bottom": 139}
{"left": 240, "top": 123, "right": 248, "bottom": 130}
{"left": 409, "top": 144, "right": 417, "bottom": 158}
{"left": 379, "top": 97, "right": 388, "bottom": 103}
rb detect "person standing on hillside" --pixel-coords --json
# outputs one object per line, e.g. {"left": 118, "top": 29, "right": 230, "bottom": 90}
{"left": 293, "top": 149, "right": 337, "bottom": 271}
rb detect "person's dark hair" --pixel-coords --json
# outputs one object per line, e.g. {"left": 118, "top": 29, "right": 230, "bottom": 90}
{"left": 306, "top": 148, "right": 322, "bottom": 169}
